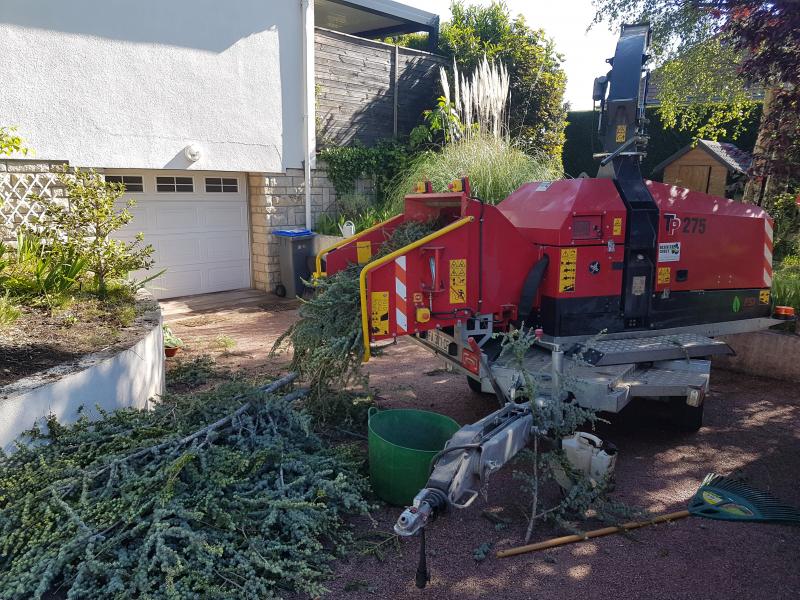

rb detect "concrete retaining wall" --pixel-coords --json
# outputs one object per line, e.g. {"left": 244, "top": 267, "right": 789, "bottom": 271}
{"left": 713, "top": 329, "right": 800, "bottom": 382}
{"left": 0, "top": 300, "right": 164, "bottom": 452}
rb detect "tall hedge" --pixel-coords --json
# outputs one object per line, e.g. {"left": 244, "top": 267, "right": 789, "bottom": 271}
{"left": 562, "top": 106, "right": 762, "bottom": 179}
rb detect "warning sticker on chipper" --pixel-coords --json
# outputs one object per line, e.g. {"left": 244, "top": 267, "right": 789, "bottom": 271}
{"left": 559, "top": 248, "right": 578, "bottom": 293}
{"left": 356, "top": 240, "right": 372, "bottom": 264}
{"left": 657, "top": 266, "right": 671, "bottom": 284}
{"left": 613, "top": 217, "right": 622, "bottom": 236}
{"left": 658, "top": 241, "right": 681, "bottom": 263}
{"left": 370, "top": 291, "right": 389, "bottom": 336}
{"left": 449, "top": 259, "right": 467, "bottom": 304}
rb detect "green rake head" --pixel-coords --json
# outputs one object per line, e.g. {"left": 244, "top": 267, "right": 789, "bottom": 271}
{"left": 689, "top": 473, "right": 800, "bottom": 524}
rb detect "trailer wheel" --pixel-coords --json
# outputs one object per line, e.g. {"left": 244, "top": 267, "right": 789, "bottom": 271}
{"left": 671, "top": 398, "right": 704, "bottom": 432}
{"left": 467, "top": 376, "right": 486, "bottom": 394}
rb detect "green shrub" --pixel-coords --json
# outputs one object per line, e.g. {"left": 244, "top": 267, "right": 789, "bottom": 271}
{"left": 162, "top": 325, "right": 184, "bottom": 349}
{"left": 0, "top": 293, "right": 20, "bottom": 327}
{"left": 314, "top": 202, "right": 393, "bottom": 236}
{"left": 34, "top": 167, "right": 154, "bottom": 297}
{"left": 773, "top": 258, "right": 800, "bottom": 312}
{"left": 8, "top": 231, "right": 86, "bottom": 304}
{"left": 319, "top": 139, "right": 412, "bottom": 202}
{"left": 763, "top": 191, "right": 800, "bottom": 261}
{"left": 387, "top": 136, "right": 561, "bottom": 210}
{"left": 337, "top": 192, "right": 372, "bottom": 221}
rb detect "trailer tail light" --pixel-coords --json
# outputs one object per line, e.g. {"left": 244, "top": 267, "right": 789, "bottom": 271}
{"left": 686, "top": 386, "right": 704, "bottom": 407}
{"left": 774, "top": 305, "right": 796, "bottom": 320}
{"left": 461, "top": 347, "right": 480, "bottom": 375}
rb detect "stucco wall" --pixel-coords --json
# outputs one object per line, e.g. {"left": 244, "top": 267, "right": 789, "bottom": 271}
{"left": 0, "top": 0, "right": 305, "bottom": 172}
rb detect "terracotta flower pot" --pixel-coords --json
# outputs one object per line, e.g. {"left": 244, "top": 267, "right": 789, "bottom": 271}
{"left": 165, "top": 346, "right": 179, "bottom": 358}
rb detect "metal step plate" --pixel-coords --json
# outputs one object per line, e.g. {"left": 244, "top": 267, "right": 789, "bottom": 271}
{"left": 577, "top": 333, "right": 732, "bottom": 366}
{"left": 619, "top": 367, "right": 709, "bottom": 398}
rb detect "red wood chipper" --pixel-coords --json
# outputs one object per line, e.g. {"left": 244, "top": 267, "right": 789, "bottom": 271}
{"left": 313, "top": 24, "right": 791, "bottom": 543}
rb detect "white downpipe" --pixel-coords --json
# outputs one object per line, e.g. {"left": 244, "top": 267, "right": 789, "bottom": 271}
{"left": 301, "top": 0, "right": 315, "bottom": 230}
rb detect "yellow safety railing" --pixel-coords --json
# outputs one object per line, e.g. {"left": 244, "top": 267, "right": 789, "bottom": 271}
{"left": 313, "top": 214, "right": 403, "bottom": 277}
{"left": 358, "top": 216, "right": 475, "bottom": 362}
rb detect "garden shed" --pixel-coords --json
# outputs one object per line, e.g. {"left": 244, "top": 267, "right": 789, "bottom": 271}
{"left": 652, "top": 139, "right": 752, "bottom": 199}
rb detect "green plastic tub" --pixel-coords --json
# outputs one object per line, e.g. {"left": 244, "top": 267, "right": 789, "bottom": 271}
{"left": 368, "top": 407, "right": 460, "bottom": 506}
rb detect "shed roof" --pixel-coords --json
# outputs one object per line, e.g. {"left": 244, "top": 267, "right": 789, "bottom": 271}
{"left": 652, "top": 139, "right": 753, "bottom": 175}
{"left": 315, "top": 0, "right": 440, "bottom": 39}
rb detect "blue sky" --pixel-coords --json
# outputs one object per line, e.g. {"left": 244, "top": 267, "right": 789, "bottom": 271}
{"left": 401, "top": 0, "right": 620, "bottom": 110}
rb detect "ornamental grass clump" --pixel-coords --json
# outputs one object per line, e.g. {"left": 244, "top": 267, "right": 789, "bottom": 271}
{"left": 274, "top": 220, "right": 439, "bottom": 419}
{"left": 388, "top": 136, "right": 561, "bottom": 210}
{"left": 0, "top": 375, "right": 369, "bottom": 600}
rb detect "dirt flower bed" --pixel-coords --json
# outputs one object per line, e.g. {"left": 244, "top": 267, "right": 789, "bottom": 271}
{"left": 0, "top": 292, "right": 153, "bottom": 386}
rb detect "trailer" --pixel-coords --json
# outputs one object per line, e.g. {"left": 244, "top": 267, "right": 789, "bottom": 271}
{"left": 313, "top": 23, "right": 793, "bottom": 541}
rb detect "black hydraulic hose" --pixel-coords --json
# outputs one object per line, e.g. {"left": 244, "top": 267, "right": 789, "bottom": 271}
{"left": 429, "top": 444, "right": 482, "bottom": 473}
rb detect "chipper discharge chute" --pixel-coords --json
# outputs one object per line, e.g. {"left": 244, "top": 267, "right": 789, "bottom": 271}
{"left": 313, "top": 22, "right": 794, "bottom": 554}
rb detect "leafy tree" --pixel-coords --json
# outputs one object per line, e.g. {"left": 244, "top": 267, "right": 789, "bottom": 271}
{"left": 0, "top": 126, "right": 27, "bottom": 156}
{"left": 591, "top": 0, "right": 799, "bottom": 186}
{"left": 37, "top": 167, "right": 154, "bottom": 297}
{"left": 438, "top": 1, "right": 568, "bottom": 161}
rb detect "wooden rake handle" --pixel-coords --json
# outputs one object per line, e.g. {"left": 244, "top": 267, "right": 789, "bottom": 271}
{"left": 496, "top": 510, "right": 691, "bottom": 558}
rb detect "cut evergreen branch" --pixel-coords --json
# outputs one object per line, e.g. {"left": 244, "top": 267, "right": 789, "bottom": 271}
{"left": 496, "top": 325, "right": 640, "bottom": 543}
{"left": 273, "top": 220, "right": 439, "bottom": 422}
{"left": 0, "top": 374, "right": 369, "bottom": 600}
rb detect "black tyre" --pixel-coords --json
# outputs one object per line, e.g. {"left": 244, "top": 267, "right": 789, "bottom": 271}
{"left": 274, "top": 283, "right": 287, "bottom": 297}
{"left": 671, "top": 398, "right": 704, "bottom": 432}
{"left": 467, "top": 376, "right": 484, "bottom": 394}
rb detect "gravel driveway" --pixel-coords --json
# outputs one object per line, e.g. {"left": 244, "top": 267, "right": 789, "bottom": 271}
{"left": 167, "top": 302, "right": 800, "bottom": 600}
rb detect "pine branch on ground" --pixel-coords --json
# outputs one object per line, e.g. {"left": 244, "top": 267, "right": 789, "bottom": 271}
{"left": 0, "top": 375, "right": 369, "bottom": 600}
{"left": 272, "top": 219, "right": 440, "bottom": 424}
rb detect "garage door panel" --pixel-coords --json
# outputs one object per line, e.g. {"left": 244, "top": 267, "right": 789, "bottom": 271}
{"left": 109, "top": 170, "right": 250, "bottom": 299}
{"left": 154, "top": 206, "right": 203, "bottom": 230}
{"left": 152, "top": 236, "right": 205, "bottom": 266}
{"left": 206, "top": 262, "right": 251, "bottom": 291}
{"left": 202, "top": 235, "right": 249, "bottom": 262}
{"left": 203, "top": 206, "right": 248, "bottom": 229}
{"left": 160, "top": 268, "right": 205, "bottom": 299}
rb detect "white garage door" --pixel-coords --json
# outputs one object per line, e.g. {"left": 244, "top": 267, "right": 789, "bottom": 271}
{"left": 110, "top": 170, "right": 250, "bottom": 300}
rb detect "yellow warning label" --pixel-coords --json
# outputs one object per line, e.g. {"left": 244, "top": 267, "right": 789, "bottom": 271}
{"left": 559, "top": 248, "right": 578, "bottom": 293}
{"left": 449, "top": 259, "right": 467, "bottom": 304}
{"left": 657, "top": 267, "right": 671, "bottom": 285}
{"left": 613, "top": 217, "right": 622, "bottom": 236}
{"left": 759, "top": 289, "right": 770, "bottom": 305}
{"left": 356, "top": 241, "right": 372, "bottom": 264}
{"left": 615, "top": 125, "right": 627, "bottom": 143}
{"left": 370, "top": 291, "right": 389, "bottom": 336}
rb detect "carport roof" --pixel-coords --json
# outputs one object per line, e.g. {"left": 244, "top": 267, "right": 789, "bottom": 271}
{"left": 315, "top": 0, "right": 440, "bottom": 39}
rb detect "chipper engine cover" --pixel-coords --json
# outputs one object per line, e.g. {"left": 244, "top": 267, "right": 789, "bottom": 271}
{"left": 317, "top": 179, "right": 772, "bottom": 356}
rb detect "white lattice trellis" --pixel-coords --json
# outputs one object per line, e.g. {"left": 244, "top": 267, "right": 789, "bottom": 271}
{"left": 0, "top": 172, "right": 61, "bottom": 237}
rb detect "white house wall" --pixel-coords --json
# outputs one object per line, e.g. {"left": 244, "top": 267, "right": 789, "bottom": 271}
{"left": 0, "top": 0, "right": 304, "bottom": 172}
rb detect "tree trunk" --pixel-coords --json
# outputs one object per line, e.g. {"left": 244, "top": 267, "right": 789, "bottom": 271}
{"left": 743, "top": 88, "right": 774, "bottom": 205}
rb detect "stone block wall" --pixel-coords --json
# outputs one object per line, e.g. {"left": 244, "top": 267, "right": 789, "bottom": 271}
{"left": 248, "top": 162, "right": 373, "bottom": 291}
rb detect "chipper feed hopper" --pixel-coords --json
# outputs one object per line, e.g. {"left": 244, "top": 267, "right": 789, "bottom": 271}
{"left": 314, "top": 24, "right": 790, "bottom": 542}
